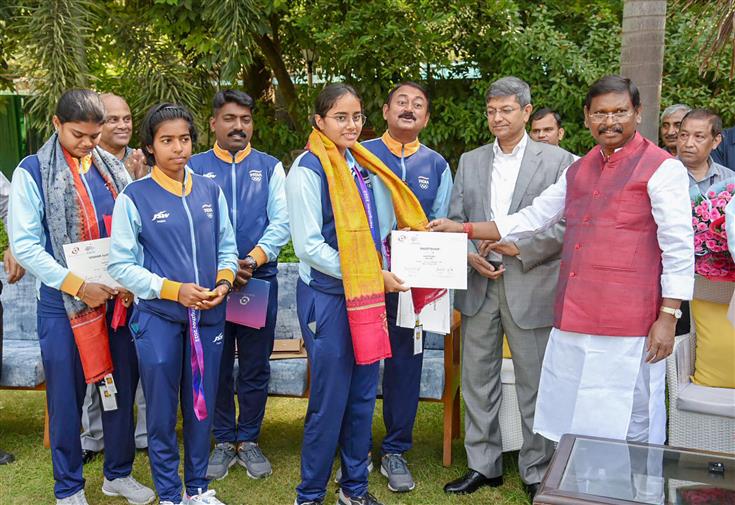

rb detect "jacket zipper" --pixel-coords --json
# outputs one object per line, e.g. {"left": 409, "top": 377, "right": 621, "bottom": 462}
{"left": 180, "top": 171, "right": 200, "bottom": 285}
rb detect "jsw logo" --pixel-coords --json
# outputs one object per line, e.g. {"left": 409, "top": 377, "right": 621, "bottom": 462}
{"left": 213, "top": 333, "right": 224, "bottom": 344}
{"left": 203, "top": 172, "right": 217, "bottom": 179}
{"left": 152, "top": 211, "right": 170, "bottom": 222}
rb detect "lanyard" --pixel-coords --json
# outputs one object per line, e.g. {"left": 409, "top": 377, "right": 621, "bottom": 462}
{"left": 188, "top": 308, "right": 208, "bottom": 421}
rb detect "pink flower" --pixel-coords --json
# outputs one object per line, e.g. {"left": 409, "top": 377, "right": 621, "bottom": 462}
{"left": 697, "top": 222, "right": 708, "bottom": 231}
{"left": 727, "top": 183, "right": 735, "bottom": 192}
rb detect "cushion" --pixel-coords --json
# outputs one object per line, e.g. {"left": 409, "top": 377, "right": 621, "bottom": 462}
{"left": 691, "top": 298, "right": 735, "bottom": 388}
{"left": 1, "top": 272, "right": 38, "bottom": 340}
{"left": 232, "top": 357, "right": 309, "bottom": 397}
{"left": 0, "top": 339, "right": 44, "bottom": 387}
{"left": 376, "top": 349, "right": 446, "bottom": 400}
{"left": 678, "top": 381, "right": 735, "bottom": 418}
{"left": 274, "top": 264, "right": 300, "bottom": 340}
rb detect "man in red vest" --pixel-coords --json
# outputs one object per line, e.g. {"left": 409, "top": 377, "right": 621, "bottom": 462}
{"left": 429, "top": 75, "right": 694, "bottom": 446}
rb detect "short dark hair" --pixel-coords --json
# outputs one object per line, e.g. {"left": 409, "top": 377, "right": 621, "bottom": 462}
{"left": 212, "top": 89, "right": 255, "bottom": 116}
{"left": 55, "top": 89, "right": 105, "bottom": 124}
{"left": 311, "top": 83, "right": 362, "bottom": 128}
{"left": 386, "top": 81, "right": 431, "bottom": 112}
{"left": 584, "top": 75, "right": 640, "bottom": 110}
{"left": 681, "top": 108, "right": 723, "bottom": 138}
{"left": 530, "top": 107, "right": 562, "bottom": 128}
{"left": 139, "top": 103, "right": 198, "bottom": 166}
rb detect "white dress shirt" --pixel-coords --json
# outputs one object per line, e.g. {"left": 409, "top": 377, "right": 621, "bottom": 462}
{"left": 488, "top": 133, "right": 528, "bottom": 261}
{"left": 494, "top": 150, "right": 694, "bottom": 443}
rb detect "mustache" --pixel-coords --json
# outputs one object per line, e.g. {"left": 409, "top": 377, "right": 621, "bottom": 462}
{"left": 228, "top": 130, "right": 248, "bottom": 138}
{"left": 399, "top": 112, "right": 416, "bottom": 121}
{"left": 598, "top": 125, "right": 624, "bottom": 134}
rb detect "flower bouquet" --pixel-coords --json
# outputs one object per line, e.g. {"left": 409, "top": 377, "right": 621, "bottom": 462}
{"left": 691, "top": 179, "right": 735, "bottom": 281}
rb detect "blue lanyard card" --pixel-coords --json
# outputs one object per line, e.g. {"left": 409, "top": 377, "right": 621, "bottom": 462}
{"left": 226, "top": 278, "right": 271, "bottom": 329}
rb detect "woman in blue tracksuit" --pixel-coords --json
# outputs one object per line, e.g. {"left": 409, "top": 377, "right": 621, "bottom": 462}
{"left": 285, "top": 84, "right": 408, "bottom": 505}
{"left": 9, "top": 89, "right": 154, "bottom": 505}
{"left": 108, "top": 103, "right": 238, "bottom": 505}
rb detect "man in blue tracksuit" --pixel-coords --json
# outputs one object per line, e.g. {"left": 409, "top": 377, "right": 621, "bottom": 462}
{"left": 188, "top": 90, "right": 289, "bottom": 481}
{"left": 361, "top": 82, "right": 453, "bottom": 493}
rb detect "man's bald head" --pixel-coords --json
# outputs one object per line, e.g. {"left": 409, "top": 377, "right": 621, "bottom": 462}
{"left": 99, "top": 93, "right": 133, "bottom": 158}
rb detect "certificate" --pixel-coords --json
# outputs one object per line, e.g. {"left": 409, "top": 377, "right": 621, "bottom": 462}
{"left": 63, "top": 237, "right": 122, "bottom": 289}
{"left": 391, "top": 230, "right": 467, "bottom": 290}
{"left": 226, "top": 278, "right": 271, "bottom": 329}
{"left": 396, "top": 289, "right": 451, "bottom": 334}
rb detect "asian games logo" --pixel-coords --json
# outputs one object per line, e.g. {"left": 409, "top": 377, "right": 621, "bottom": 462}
{"left": 418, "top": 175, "right": 430, "bottom": 190}
{"left": 202, "top": 203, "right": 214, "bottom": 219}
{"left": 249, "top": 169, "right": 263, "bottom": 182}
{"left": 239, "top": 295, "right": 251, "bottom": 305}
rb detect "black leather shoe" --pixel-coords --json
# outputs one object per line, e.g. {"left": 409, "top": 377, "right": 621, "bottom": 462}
{"left": 443, "top": 470, "right": 503, "bottom": 494}
{"left": 524, "top": 482, "right": 539, "bottom": 503}
{"left": 0, "top": 449, "right": 14, "bottom": 465}
{"left": 82, "top": 449, "right": 99, "bottom": 464}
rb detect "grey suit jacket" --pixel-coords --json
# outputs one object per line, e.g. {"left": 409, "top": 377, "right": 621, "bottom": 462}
{"left": 450, "top": 138, "right": 574, "bottom": 329}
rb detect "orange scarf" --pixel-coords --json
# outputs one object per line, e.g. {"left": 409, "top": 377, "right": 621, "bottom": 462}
{"left": 308, "top": 129, "right": 441, "bottom": 364}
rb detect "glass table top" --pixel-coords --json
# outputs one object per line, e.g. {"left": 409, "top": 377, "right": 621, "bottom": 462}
{"left": 558, "top": 438, "right": 735, "bottom": 504}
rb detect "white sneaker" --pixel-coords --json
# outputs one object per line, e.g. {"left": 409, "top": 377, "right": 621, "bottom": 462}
{"left": 184, "top": 489, "right": 226, "bottom": 505}
{"left": 57, "top": 489, "right": 89, "bottom": 505}
{"left": 102, "top": 476, "right": 156, "bottom": 504}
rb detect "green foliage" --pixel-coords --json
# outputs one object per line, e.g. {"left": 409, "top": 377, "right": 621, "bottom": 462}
{"left": 3, "top": 0, "right": 733, "bottom": 169}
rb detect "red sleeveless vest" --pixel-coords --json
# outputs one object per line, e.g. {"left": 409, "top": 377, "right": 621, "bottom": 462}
{"left": 554, "top": 133, "right": 672, "bottom": 336}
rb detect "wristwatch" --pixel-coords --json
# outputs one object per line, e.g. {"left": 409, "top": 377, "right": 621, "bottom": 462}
{"left": 660, "top": 306, "right": 683, "bottom": 319}
{"left": 215, "top": 279, "right": 233, "bottom": 295}
{"left": 243, "top": 255, "right": 258, "bottom": 270}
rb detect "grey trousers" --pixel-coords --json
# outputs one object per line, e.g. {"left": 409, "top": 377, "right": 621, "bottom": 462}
{"left": 80, "top": 381, "right": 147, "bottom": 451}
{"left": 461, "top": 275, "right": 555, "bottom": 485}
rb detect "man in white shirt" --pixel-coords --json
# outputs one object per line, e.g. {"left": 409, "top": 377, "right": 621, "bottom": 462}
{"left": 442, "top": 77, "right": 574, "bottom": 502}
{"left": 430, "top": 75, "right": 693, "bottom": 452}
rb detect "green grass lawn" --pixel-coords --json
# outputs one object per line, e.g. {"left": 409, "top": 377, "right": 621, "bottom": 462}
{"left": 0, "top": 391, "right": 528, "bottom": 504}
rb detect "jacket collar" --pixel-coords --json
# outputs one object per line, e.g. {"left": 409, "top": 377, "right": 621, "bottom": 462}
{"left": 381, "top": 131, "right": 420, "bottom": 158}
{"left": 152, "top": 166, "right": 192, "bottom": 196}
{"left": 213, "top": 142, "right": 251, "bottom": 164}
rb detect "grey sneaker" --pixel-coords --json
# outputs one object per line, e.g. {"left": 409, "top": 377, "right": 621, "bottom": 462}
{"left": 102, "top": 476, "right": 156, "bottom": 504}
{"left": 158, "top": 502, "right": 182, "bottom": 505}
{"left": 293, "top": 500, "right": 323, "bottom": 505}
{"left": 380, "top": 453, "right": 415, "bottom": 492}
{"left": 334, "top": 458, "right": 374, "bottom": 484}
{"left": 57, "top": 489, "right": 89, "bottom": 505}
{"left": 336, "top": 489, "right": 383, "bottom": 505}
{"left": 237, "top": 441, "right": 272, "bottom": 479}
{"left": 206, "top": 443, "right": 237, "bottom": 480}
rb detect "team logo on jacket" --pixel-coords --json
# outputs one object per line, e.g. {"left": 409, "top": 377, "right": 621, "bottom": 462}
{"left": 152, "top": 210, "right": 170, "bottom": 223}
{"left": 213, "top": 332, "right": 224, "bottom": 344}
{"left": 418, "top": 175, "right": 430, "bottom": 190}
{"left": 202, "top": 203, "right": 214, "bottom": 219}
{"left": 249, "top": 169, "right": 262, "bottom": 182}
{"left": 203, "top": 172, "right": 216, "bottom": 179}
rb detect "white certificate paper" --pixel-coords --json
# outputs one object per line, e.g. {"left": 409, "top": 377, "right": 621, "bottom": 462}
{"left": 396, "top": 289, "right": 451, "bottom": 335}
{"left": 391, "top": 231, "right": 467, "bottom": 290}
{"left": 63, "top": 237, "right": 122, "bottom": 289}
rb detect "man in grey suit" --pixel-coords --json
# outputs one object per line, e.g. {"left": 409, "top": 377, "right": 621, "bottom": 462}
{"left": 443, "top": 77, "right": 574, "bottom": 502}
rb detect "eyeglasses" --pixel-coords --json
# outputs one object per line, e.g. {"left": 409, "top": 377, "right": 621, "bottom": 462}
{"left": 485, "top": 107, "right": 519, "bottom": 118}
{"left": 325, "top": 113, "right": 367, "bottom": 126}
{"left": 588, "top": 110, "right": 634, "bottom": 123}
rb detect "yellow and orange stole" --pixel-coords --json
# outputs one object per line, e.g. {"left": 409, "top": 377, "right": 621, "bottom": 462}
{"left": 308, "top": 129, "right": 440, "bottom": 364}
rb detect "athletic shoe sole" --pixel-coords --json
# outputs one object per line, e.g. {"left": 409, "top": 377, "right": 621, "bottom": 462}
{"left": 101, "top": 488, "right": 155, "bottom": 505}
{"left": 380, "top": 465, "right": 416, "bottom": 493}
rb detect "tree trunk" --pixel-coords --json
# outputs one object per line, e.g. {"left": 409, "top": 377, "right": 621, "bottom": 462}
{"left": 620, "top": 0, "right": 667, "bottom": 143}
{"left": 254, "top": 33, "right": 303, "bottom": 133}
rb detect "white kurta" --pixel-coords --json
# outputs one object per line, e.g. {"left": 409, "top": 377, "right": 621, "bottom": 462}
{"left": 495, "top": 154, "right": 695, "bottom": 443}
